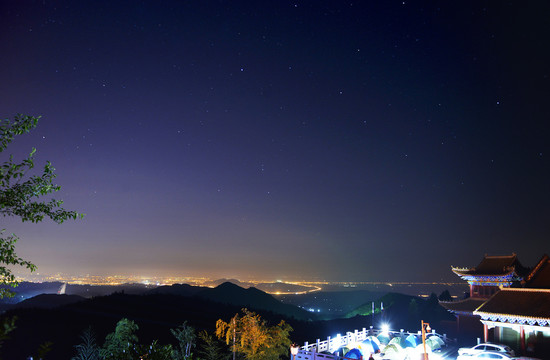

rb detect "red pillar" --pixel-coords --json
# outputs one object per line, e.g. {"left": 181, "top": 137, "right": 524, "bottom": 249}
{"left": 483, "top": 324, "right": 488, "bottom": 343}
{"left": 520, "top": 326, "right": 525, "bottom": 354}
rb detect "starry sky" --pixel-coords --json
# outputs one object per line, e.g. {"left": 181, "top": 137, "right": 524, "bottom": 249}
{"left": 1, "top": 1, "right": 549, "bottom": 282}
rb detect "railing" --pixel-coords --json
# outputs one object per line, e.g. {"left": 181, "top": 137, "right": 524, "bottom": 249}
{"left": 296, "top": 350, "right": 338, "bottom": 360}
{"left": 295, "top": 326, "right": 450, "bottom": 360}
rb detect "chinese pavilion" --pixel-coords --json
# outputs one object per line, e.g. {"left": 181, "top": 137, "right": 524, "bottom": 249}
{"left": 451, "top": 253, "right": 528, "bottom": 298}
{"left": 444, "top": 253, "right": 550, "bottom": 357}
{"left": 474, "top": 254, "right": 550, "bottom": 355}
{"left": 442, "top": 254, "right": 529, "bottom": 340}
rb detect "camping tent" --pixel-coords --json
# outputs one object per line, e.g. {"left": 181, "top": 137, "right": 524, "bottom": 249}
{"left": 405, "top": 334, "right": 420, "bottom": 348}
{"left": 343, "top": 348, "right": 363, "bottom": 359}
{"left": 361, "top": 338, "right": 380, "bottom": 354}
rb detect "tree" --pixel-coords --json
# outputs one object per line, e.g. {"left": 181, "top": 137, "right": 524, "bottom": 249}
{"left": 197, "top": 330, "right": 230, "bottom": 360}
{"left": 216, "top": 308, "right": 293, "bottom": 360}
{"left": 408, "top": 299, "right": 419, "bottom": 321}
{"left": 0, "top": 231, "right": 35, "bottom": 299}
{"left": 0, "top": 316, "right": 16, "bottom": 349}
{"left": 438, "top": 289, "right": 452, "bottom": 302}
{"left": 100, "top": 318, "right": 139, "bottom": 360}
{"left": 0, "top": 114, "right": 83, "bottom": 298}
{"left": 72, "top": 327, "right": 100, "bottom": 360}
{"left": 28, "top": 341, "right": 53, "bottom": 360}
{"left": 137, "top": 340, "right": 173, "bottom": 360}
{"left": 170, "top": 322, "right": 195, "bottom": 360}
{"left": 427, "top": 293, "right": 439, "bottom": 306}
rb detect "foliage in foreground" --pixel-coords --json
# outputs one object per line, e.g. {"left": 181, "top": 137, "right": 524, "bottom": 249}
{"left": 0, "top": 114, "right": 83, "bottom": 298}
{"left": 216, "top": 308, "right": 293, "bottom": 360}
{"left": 197, "top": 330, "right": 230, "bottom": 360}
{"left": 72, "top": 327, "right": 100, "bottom": 360}
{"left": 100, "top": 318, "right": 140, "bottom": 360}
{"left": 77, "top": 319, "right": 199, "bottom": 360}
{"left": 72, "top": 310, "right": 291, "bottom": 360}
{"left": 0, "top": 114, "right": 83, "bottom": 354}
{"left": 170, "top": 321, "right": 195, "bottom": 360}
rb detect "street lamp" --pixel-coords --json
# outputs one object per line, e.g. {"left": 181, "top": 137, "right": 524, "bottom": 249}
{"left": 290, "top": 343, "right": 300, "bottom": 360}
{"left": 421, "top": 320, "right": 431, "bottom": 360}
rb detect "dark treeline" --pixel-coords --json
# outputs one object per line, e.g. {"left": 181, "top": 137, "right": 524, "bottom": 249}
{"left": 0, "top": 284, "right": 456, "bottom": 359}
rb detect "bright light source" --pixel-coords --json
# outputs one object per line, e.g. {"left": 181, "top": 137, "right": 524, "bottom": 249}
{"left": 381, "top": 324, "right": 390, "bottom": 333}
{"left": 334, "top": 333, "right": 341, "bottom": 347}
{"left": 290, "top": 344, "right": 300, "bottom": 356}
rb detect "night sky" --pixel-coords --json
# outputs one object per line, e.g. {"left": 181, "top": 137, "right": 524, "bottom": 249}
{"left": 1, "top": 1, "right": 548, "bottom": 282}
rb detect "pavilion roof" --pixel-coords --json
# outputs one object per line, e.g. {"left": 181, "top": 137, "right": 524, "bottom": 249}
{"left": 440, "top": 298, "right": 486, "bottom": 315}
{"left": 451, "top": 253, "right": 529, "bottom": 278}
{"left": 474, "top": 288, "right": 550, "bottom": 322}
{"left": 523, "top": 254, "right": 550, "bottom": 289}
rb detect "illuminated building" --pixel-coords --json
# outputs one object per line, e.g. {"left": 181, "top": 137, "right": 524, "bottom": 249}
{"left": 474, "top": 255, "right": 550, "bottom": 356}
{"left": 444, "top": 254, "right": 550, "bottom": 357}
{"left": 451, "top": 253, "right": 528, "bottom": 298}
{"left": 442, "top": 254, "right": 528, "bottom": 340}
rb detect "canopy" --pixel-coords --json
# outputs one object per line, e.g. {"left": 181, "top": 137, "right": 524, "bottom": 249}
{"left": 405, "top": 334, "right": 420, "bottom": 348}
{"left": 426, "top": 337, "right": 441, "bottom": 351}
{"left": 388, "top": 337, "right": 406, "bottom": 349}
{"left": 427, "top": 335, "right": 445, "bottom": 347}
{"left": 343, "top": 348, "right": 363, "bottom": 359}
{"left": 365, "top": 336, "right": 381, "bottom": 347}
{"left": 377, "top": 333, "right": 391, "bottom": 345}
{"left": 382, "top": 344, "right": 406, "bottom": 360}
{"left": 333, "top": 345, "right": 352, "bottom": 357}
{"left": 361, "top": 338, "right": 380, "bottom": 353}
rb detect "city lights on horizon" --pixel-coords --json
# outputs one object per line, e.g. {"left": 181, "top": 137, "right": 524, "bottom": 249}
{"left": 13, "top": 271, "right": 464, "bottom": 288}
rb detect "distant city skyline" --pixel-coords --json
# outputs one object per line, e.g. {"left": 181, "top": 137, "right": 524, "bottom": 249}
{"left": 1, "top": 1, "right": 549, "bottom": 282}
{"left": 9, "top": 270, "right": 492, "bottom": 287}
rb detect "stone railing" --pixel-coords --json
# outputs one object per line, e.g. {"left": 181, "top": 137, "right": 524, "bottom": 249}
{"left": 294, "top": 326, "right": 449, "bottom": 360}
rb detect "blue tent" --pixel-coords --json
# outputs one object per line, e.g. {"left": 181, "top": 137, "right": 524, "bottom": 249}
{"left": 405, "top": 334, "right": 420, "bottom": 348}
{"left": 333, "top": 346, "right": 351, "bottom": 357}
{"left": 377, "top": 333, "right": 391, "bottom": 345}
{"left": 343, "top": 348, "right": 363, "bottom": 359}
{"left": 426, "top": 337, "right": 442, "bottom": 351}
{"left": 388, "top": 337, "right": 406, "bottom": 348}
{"left": 361, "top": 338, "right": 380, "bottom": 353}
{"left": 427, "top": 335, "right": 445, "bottom": 347}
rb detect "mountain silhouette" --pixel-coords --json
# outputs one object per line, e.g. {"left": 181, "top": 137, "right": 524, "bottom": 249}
{"left": 13, "top": 293, "right": 86, "bottom": 309}
{"left": 0, "top": 286, "right": 456, "bottom": 360}
{"left": 209, "top": 278, "right": 246, "bottom": 287}
{"left": 145, "top": 283, "right": 208, "bottom": 296}
{"left": 0, "top": 288, "right": 315, "bottom": 359}
{"left": 195, "top": 282, "right": 313, "bottom": 320}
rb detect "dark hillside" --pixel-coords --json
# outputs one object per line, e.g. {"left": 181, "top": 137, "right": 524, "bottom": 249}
{"left": 0, "top": 291, "right": 379, "bottom": 360}
{"left": 195, "top": 282, "right": 314, "bottom": 320}
{"left": 145, "top": 283, "right": 208, "bottom": 296}
{"left": 346, "top": 292, "right": 455, "bottom": 330}
{"left": 279, "top": 289, "right": 385, "bottom": 319}
{"left": 0, "top": 283, "right": 313, "bottom": 359}
{"left": 13, "top": 293, "right": 86, "bottom": 309}
{"left": 0, "top": 288, "right": 457, "bottom": 359}
{"left": 0, "top": 293, "right": 245, "bottom": 359}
